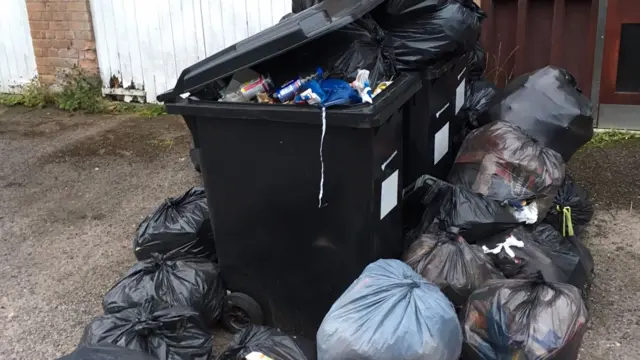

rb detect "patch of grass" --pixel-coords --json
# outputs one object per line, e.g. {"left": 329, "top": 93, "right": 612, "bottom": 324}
{"left": 1, "top": 68, "right": 168, "bottom": 117}
{"left": 585, "top": 130, "right": 640, "bottom": 148}
{"left": 0, "top": 79, "right": 52, "bottom": 108}
{"left": 54, "top": 68, "right": 105, "bottom": 113}
{"left": 135, "top": 104, "right": 167, "bottom": 117}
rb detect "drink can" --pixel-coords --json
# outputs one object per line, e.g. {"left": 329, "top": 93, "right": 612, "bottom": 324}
{"left": 239, "top": 76, "right": 273, "bottom": 100}
{"left": 275, "top": 79, "right": 303, "bottom": 103}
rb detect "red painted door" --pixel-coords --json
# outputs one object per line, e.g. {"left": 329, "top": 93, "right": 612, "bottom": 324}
{"left": 600, "top": 0, "right": 640, "bottom": 105}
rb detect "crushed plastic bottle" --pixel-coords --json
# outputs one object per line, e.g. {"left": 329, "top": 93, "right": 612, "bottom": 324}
{"left": 221, "top": 72, "right": 274, "bottom": 102}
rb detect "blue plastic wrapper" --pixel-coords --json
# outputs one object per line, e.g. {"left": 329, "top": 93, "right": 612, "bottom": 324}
{"left": 317, "top": 259, "right": 463, "bottom": 360}
{"left": 295, "top": 78, "right": 362, "bottom": 107}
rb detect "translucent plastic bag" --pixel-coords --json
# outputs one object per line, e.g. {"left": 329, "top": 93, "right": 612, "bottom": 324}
{"left": 403, "top": 226, "right": 503, "bottom": 307}
{"left": 488, "top": 66, "right": 594, "bottom": 161}
{"left": 449, "top": 121, "right": 566, "bottom": 219}
{"left": 462, "top": 276, "right": 589, "bottom": 360}
{"left": 544, "top": 174, "right": 594, "bottom": 237}
{"left": 317, "top": 259, "right": 462, "bottom": 360}
{"left": 134, "top": 187, "right": 215, "bottom": 261}
{"left": 218, "top": 325, "right": 315, "bottom": 360}
{"left": 103, "top": 255, "right": 224, "bottom": 326}
{"left": 81, "top": 301, "right": 213, "bottom": 360}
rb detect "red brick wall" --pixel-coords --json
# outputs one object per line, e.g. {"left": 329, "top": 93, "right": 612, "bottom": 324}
{"left": 26, "top": 0, "right": 98, "bottom": 84}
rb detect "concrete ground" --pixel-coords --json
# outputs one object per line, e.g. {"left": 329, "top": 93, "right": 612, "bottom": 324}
{"left": 0, "top": 106, "right": 638, "bottom": 359}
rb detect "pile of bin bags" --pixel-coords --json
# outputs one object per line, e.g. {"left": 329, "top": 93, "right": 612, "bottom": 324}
{"left": 58, "top": 187, "right": 225, "bottom": 360}
{"left": 316, "top": 259, "right": 589, "bottom": 360}
{"left": 210, "top": 0, "right": 484, "bottom": 108}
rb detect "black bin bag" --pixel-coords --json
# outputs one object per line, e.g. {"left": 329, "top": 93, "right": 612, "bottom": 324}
{"left": 449, "top": 121, "right": 566, "bottom": 219}
{"left": 134, "top": 187, "right": 216, "bottom": 261}
{"left": 317, "top": 259, "right": 463, "bottom": 360}
{"left": 461, "top": 276, "right": 589, "bottom": 360}
{"left": 544, "top": 174, "right": 594, "bottom": 237}
{"left": 468, "top": 42, "right": 486, "bottom": 80}
{"left": 403, "top": 225, "right": 504, "bottom": 307}
{"left": 488, "top": 66, "right": 594, "bottom": 161}
{"left": 218, "top": 325, "right": 316, "bottom": 360}
{"left": 478, "top": 224, "right": 594, "bottom": 291}
{"left": 57, "top": 344, "right": 157, "bottom": 360}
{"left": 405, "top": 174, "right": 522, "bottom": 244}
{"left": 376, "top": 0, "right": 485, "bottom": 71}
{"left": 463, "top": 78, "right": 499, "bottom": 128}
{"left": 103, "top": 255, "right": 224, "bottom": 325}
{"left": 81, "top": 301, "right": 213, "bottom": 360}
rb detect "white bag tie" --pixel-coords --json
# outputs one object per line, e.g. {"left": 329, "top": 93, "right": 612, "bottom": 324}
{"left": 482, "top": 235, "right": 524, "bottom": 258}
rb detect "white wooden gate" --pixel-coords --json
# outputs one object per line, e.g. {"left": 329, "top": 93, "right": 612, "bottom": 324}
{"left": 90, "top": 0, "right": 292, "bottom": 103}
{"left": 0, "top": 0, "right": 38, "bottom": 93}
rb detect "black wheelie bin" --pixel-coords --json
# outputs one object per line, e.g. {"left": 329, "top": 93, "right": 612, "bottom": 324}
{"left": 158, "top": 0, "right": 421, "bottom": 339}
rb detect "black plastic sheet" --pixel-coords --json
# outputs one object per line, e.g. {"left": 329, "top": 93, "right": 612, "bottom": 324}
{"left": 57, "top": 344, "right": 157, "bottom": 360}
{"left": 545, "top": 174, "right": 594, "bottom": 237}
{"left": 377, "top": 0, "right": 485, "bottom": 71}
{"left": 291, "top": 0, "right": 322, "bottom": 13}
{"left": 103, "top": 255, "right": 224, "bottom": 326}
{"left": 478, "top": 225, "right": 594, "bottom": 290}
{"left": 218, "top": 325, "right": 316, "bottom": 360}
{"left": 81, "top": 301, "right": 213, "bottom": 360}
{"left": 317, "top": 259, "right": 462, "bottom": 360}
{"left": 462, "top": 276, "right": 589, "bottom": 360}
{"left": 403, "top": 226, "right": 504, "bottom": 307}
{"left": 406, "top": 174, "right": 522, "bottom": 244}
{"left": 134, "top": 187, "right": 216, "bottom": 261}
{"left": 449, "top": 121, "right": 566, "bottom": 219}
{"left": 488, "top": 66, "right": 594, "bottom": 161}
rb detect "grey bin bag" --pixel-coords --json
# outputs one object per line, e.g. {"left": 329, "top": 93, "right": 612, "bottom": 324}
{"left": 316, "top": 259, "right": 463, "bottom": 360}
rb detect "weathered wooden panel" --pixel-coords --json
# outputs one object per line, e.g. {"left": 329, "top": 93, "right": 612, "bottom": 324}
{"left": 0, "top": 0, "right": 38, "bottom": 93}
{"left": 481, "top": 0, "right": 598, "bottom": 97}
{"left": 90, "top": 0, "right": 292, "bottom": 103}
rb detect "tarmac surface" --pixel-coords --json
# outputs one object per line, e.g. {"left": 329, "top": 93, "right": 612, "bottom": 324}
{"left": 0, "top": 106, "right": 638, "bottom": 359}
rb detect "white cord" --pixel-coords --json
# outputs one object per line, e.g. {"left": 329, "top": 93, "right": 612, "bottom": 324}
{"left": 319, "top": 106, "right": 326, "bottom": 208}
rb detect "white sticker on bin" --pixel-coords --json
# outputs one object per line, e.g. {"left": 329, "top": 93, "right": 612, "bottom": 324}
{"left": 436, "top": 103, "right": 450, "bottom": 118}
{"left": 380, "top": 170, "right": 399, "bottom": 220}
{"left": 434, "top": 122, "right": 449, "bottom": 165}
{"left": 455, "top": 78, "right": 466, "bottom": 115}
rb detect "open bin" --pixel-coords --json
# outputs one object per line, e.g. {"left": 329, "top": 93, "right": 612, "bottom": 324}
{"left": 158, "top": 0, "right": 422, "bottom": 339}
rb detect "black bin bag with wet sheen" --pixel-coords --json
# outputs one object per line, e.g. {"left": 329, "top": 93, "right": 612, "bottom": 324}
{"left": 57, "top": 344, "right": 157, "bottom": 360}
{"left": 103, "top": 255, "right": 224, "bottom": 326}
{"left": 134, "top": 187, "right": 216, "bottom": 261}
{"left": 545, "top": 174, "right": 594, "bottom": 237}
{"left": 317, "top": 259, "right": 463, "bottom": 360}
{"left": 405, "top": 174, "right": 522, "bottom": 244}
{"left": 448, "top": 121, "right": 566, "bottom": 220}
{"left": 461, "top": 276, "right": 589, "bottom": 360}
{"left": 218, "top": 325, "right": 316, "bottom": 360}
{"left": 81, "top": 301, "right": 213, "bottom": 360}
{"left": 403, "top": 225, "right": 504, "bottom": 307}
{"left": 375, "top": 0, "right": 485, "bottom": 71}
{"left": 488, "top": 66, "right": 594, "bottom": 161}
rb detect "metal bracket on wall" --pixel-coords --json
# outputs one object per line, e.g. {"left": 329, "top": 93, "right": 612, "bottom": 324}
{"left": 591, "top": 0, "right": 608, "bottom": 127}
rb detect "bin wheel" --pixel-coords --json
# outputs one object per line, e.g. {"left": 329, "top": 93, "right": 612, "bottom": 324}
{"left": 221, "top": 292, "right": 263, "bottom": 333}
{"left": 189, "top": 148, "right": 201, "bottom": 173}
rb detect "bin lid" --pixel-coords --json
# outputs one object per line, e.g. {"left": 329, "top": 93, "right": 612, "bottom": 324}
{"left": 157, "top": 0, "right": 384, "bottom": 102}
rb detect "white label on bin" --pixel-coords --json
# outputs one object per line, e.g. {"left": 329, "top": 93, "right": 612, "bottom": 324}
{"left": 434, "top": 122, "right": 450, "bottom": 165}
{"left": 380, "top": 170, "right": 399, "bottom": 220}
{"left": 455, "top": 78, "right": 466, "bottom": 115}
